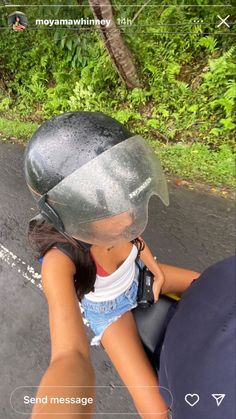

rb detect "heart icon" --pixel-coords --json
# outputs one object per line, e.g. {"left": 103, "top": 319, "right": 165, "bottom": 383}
{"left": 185, "top": 393, "right": 200, "bottom": 407}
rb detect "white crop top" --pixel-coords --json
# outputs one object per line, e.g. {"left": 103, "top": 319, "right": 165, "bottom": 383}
{"left": 85, "top": 245, "right": 138, "bottom": 302}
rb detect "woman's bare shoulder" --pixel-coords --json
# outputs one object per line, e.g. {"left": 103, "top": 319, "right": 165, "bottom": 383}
{"left": 44, "top": 246, "right": 76, "bottom": 274}
{"left": 41, "top": 248, "right": 77, "bottom": 297}
{"left": 43, "top": 247, "right": 76, "bottom": 273}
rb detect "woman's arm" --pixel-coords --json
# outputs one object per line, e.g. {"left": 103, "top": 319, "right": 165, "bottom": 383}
{"left": 138, "top": 237, "right": 165, "bottom": 280}
{"left": 31, "top": 248, "right": 95, "bottom": 418}
{"left": 138, "top": 237, "right": 165, "bottom": 302}
{"left": 31, "top": 352, "right": 95, "bottom": 418}
{"left": 138, "top": 237, "right": 200, "bottom": 299}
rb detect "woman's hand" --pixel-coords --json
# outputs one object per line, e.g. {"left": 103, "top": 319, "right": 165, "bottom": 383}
{"left": 152, "top": 272, "right": 165, "bottom": 303}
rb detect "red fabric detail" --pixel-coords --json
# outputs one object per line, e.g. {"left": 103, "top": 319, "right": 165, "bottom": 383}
{"left": 89, "top": 251, "right": 109, "bottom": 277}
{"left": 95, "top": 260, "right": 109, "bottom": 277}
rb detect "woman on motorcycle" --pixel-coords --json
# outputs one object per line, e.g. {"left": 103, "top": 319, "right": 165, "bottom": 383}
{"left": 25, "top": 111, "right": 199, "bottom": 418}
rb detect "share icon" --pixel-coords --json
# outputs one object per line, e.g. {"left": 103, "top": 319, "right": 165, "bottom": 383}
{"left": 211, "top": 394, "right": 226, "bottom": 407}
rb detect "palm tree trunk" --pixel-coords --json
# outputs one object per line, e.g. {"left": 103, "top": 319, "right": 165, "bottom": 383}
{"left": 87, "top": 0, "right": 141, "bottom": 88}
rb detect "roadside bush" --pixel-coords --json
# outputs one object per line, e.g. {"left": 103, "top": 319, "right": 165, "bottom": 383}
{"left": 0, "top": 1, "right": 235, "bottom": 187}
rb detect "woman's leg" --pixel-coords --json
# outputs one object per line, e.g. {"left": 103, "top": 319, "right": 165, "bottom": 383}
{"left": 101, "top": 311, "right": 169, "bottom": 419}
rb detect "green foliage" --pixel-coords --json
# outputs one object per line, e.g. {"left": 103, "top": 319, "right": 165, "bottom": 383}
{"left": 0, "top": 96, "right": 13, "bottom": 112}
{"left": 0, "top": 117, "right": 39, "bottom": 141}
{"left": 0, "top": 0, "right": 235, "bottom": 187}
{"left": 201, "top": 48, "right": 236, "bottom": 120}
{"left": 198, "top": 36, "right": 218, "bottom": 53}
{"left": 149, "top": 141, "right": 235, "bottom": 188}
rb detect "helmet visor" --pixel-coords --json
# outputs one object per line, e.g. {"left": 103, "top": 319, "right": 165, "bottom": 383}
{"left": 46, "top": 135, "right": 169, "bottom": 245}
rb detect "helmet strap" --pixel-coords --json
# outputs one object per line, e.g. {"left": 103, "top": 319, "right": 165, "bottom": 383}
{"left": 38, "top": 193, "right": 91, "bottom": 252}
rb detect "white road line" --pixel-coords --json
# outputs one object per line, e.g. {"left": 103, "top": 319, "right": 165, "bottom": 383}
{"left": 0, "top": 243, "right": 89, "bottom": 326}
{"left": 0, "top": 243, "right": 42, "bottom": 289}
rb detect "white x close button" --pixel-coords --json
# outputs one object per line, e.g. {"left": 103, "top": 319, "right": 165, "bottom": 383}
{"left": 217, "top": 15, "right": 230, "bottom": 28}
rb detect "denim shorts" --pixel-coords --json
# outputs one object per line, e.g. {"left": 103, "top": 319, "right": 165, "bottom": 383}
{"left": 80, "top": 262, "right": 142, "bottom": 346}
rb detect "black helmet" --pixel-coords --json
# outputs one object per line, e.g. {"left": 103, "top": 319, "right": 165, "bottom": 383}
{"left": 24, "top": 111, "right": 169, "bottom": 247}
{"left": 24, "top": 111, "right": 132, "bottom": 197}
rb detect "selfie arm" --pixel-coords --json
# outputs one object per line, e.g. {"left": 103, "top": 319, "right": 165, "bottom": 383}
{"left": 31, "top": 352, "right": 95, "bottom": 418}
{"left": 31, "top": 248, "right": 95, "bottom": 418}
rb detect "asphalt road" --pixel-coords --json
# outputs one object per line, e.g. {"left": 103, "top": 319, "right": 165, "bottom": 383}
{"left": 0, "top": 142, "right": 235, "bottom": 418}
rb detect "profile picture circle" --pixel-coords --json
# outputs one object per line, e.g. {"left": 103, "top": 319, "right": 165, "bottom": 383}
{"left": 8, "top": 11, "right": 28, "bottom": 31}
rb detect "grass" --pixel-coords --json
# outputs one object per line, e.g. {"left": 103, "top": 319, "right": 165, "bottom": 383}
{"left": 149, "top": 140, "right": 235, "bottom": 188}
{"left": 0, "top": 117, "right": 39, "bottom": 142}
{"left": 0, "top": 116, "right": 235, "bottom": 189}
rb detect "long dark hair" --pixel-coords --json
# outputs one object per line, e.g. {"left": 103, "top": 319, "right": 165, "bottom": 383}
{"left": 28, "top": 217, "right": 145, "bottom": 301}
